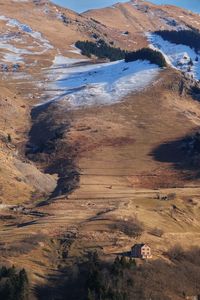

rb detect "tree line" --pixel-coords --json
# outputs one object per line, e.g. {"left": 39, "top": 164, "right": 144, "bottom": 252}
{"left": 75, "top": 39, "right": 167, "bottom": 67}
{"left": 75, "top": 40, "right": 126, "bottom": 61}
{"left": 0, "top": 266, "right": 29, "bottom": 300}
{"left": 154, "top": 29, "right": 200, "bottom": 52}
{"left": 125, "top": 48, "right": 167, "bottom": 67}
{"left": 86, "top": 252, "right": 136, "bottom": 300}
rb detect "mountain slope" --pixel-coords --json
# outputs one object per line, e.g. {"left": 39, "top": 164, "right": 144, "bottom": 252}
{"left": 85, "top": 0, "right": 200, "bottom": 49}
{"left": 1, "top": 1, "right": 200, "bottom": 299}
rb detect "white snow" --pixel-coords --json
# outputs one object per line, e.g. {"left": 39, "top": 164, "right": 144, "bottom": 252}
{"left": 52, "top": 55, "right": 86, "bottom": 66}
{"left": 0, "top": 43, "right": 32, "bottom": 55}
{"left": 42, "top": 58, "right": 160, "bottom": 108}
{"left": 0, "top": 15, "right": 53, "bottom": 64}
{"left": 6, "top": 17, "right": 53, "bottom": 50}
{"left": 147, "top": 33, "right": 200, "bottom": 80}
{"left": 3, "top": 53, "right": 24, "bottom": 63}
{"left": 0, "top": 16, "right": 8, "bottom": 21}
{"left": 68, "top": 44, "right": 82, "bottom": 55}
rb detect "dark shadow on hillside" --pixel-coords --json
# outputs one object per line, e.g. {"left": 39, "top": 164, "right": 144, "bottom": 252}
{"left": 26, "top": 101, "right": 80, "bottom": 205}
{"left": 151, "top": 130, "right": 200, "bottom": 179}
{"left": 113, "top": 251, "right": 132, "bottom": 257}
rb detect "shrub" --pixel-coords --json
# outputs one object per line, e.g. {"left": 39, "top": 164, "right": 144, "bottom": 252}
{"left": 167, "top": 244, "right": 185, "bottom": 261}
{"left": 111, "top": 217, "right": 144, "bottom": 238}
{"left": 7, "top": 134, "right": 12, "bottom": 143}
{"left": 167, "top": 193, "right": 176, "bottom": 200}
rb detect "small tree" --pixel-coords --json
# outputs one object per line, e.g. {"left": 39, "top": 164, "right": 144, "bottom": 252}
{"left": 7, "top": 134, "right": 12, "bottom": 143}
{"left": 188, "top": 58, "right": 194, "bottom": 66}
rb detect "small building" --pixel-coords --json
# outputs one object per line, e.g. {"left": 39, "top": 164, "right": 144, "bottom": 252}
{"left": 131, "top": 243, "right": 152, "bottom": 259}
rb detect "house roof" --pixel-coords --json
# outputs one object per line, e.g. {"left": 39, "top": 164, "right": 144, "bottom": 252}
{"left": 131, "top": 243, "right": 150, "bottom": 248}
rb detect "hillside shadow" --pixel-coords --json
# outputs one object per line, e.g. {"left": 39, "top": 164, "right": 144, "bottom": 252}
{"left": 26, "top": 101, "right": 80, "bottom": 205}
{"left": 151, "top": 130, "right": 200, "bottom": 178}
{"left": 34, "top": 265, "right": 86, "bottom": 300}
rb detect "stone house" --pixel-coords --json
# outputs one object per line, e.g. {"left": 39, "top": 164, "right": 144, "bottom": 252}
{"left": 131, "top": 243, "right": 152, "bottom": 259}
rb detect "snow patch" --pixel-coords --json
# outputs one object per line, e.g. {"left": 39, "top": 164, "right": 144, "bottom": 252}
{"left": 147, "top": 33, "right": 200, "bottom": 80}
{"left": 0, "top": 15, "right": 53, "bottom": 64}
{"left": 3, "top": 53, "right": 24, "bottom": 63}
{"left": 42, "top": 58, "right": 160, "bottom": 109}
{"left": 68, "top": 44, "right": 82, "bottom": 55}
{"left": 6, "top": 17, "right": 53, "bottom": 50}
{"left": 52, "top": 55, "right": 85, "bottom": 66}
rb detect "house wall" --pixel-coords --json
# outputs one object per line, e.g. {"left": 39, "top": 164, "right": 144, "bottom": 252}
{"left": 141, "top": 245, "right": 151, "bottom": 258}
{"left": 131, "top": 244, "right": 152, "bottom": 259}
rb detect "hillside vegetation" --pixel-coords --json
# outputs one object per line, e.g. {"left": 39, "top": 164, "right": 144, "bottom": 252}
{"left": 154, "top": 29, "right": 200, "bottom": 52}
{"left": 75, "top": 40, "right": 167, "bottom": 67}
{"left": 75, "top": 40, "right": 126, "bottom": 61}
{"left": 125, "top": 48, "right": 167, "bottom": 67}
{"left": 49, "top": 249, "right": 200, "bottom": 300}
{"left": 0, "top": 266, "right": 29, "bottom": 300}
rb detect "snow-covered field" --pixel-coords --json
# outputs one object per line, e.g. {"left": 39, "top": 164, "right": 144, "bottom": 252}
{"left": 147, "top": 33, "right": 200, "bottom": 80}
{"left": 0, "top": 15, "right": 53, "bottom": 65}
{"left": 42, "top": 56, "right": 160, "bottom": 108}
